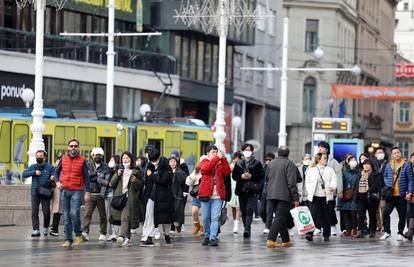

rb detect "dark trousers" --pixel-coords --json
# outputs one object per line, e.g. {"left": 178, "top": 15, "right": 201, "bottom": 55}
{"left": 330, "top": 197, "right": 338, "bottom": 226}
{"left": 339, "top": 211, "right": 346, "bottom": 231}
{"left": 239, "top": 194, "right": 257, "bottom": 233}
{"left": 406, "top": 203, "right": 414, "bottom": 227}
{"left": 267, "top": 200, "right": 291, "bottom": 243}
{"left": 31, "top": 193, "right": 51, "bottom": 231}
{"left": 343, "top": 210, "right": 357, "bottom": 231}
{"left": 308, "top": 197, "right": 332, "bottom": 238}
{"left": 383, "top": 196, "right": 406, "bottom": 234}
{"left": 266, "top": 199, "right": 275, "bottom": 229}
{"left": 51, "top": 213, "right": 61, "bottom": 232}
{"left": 357, "top": 194, "right": 379, "bottom": 234}
{"left": 82, "top": 194, "right": 107, "bottom": 235}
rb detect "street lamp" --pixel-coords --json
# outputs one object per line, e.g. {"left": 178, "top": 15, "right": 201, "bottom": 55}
{"left": 231, "top": 116, "right": 242, "bottom": 152}
{"left": 313, "top": 46, "right": 324, "bottom": 61}
{"left": 139, "top": 103, "right": 151, "bottom": 121}
{"left": 21, "top": 88, "right": 34, "bottom": 109}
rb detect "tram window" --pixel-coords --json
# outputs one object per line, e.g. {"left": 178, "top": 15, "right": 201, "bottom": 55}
{"left": 0, "top": 121, "right": 11, "bottom": 163}
{"left": 100, "top": 137, "right": 115, "bottom": 162}
{"left": 148, "top": 139, "right": 163, "bottom": 156}
{"left": 77, "top": 127, "right": 97, "bottom": 160}
{"left": 117, "top": 129, "right": 127, "bottom": 155}
{"left": 138, "top": 129, "right": 147, "bottom": 156}
{"left": 13, "top": 124, "right": 29, "bottom": 164}
{"left": 43, "top": 135, "right": 53, "bottom": 163}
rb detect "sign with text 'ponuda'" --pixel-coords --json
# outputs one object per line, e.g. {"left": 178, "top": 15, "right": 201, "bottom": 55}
{"left": 0, "top": 71, "right": 34, "bottom": 108}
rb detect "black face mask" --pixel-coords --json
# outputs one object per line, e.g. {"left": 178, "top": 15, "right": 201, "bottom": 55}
{"left": 94, "top": 157, "right": 102, "bottom": 164}
{"left": 36, "top": 158, "right": 44, "bottom": 164}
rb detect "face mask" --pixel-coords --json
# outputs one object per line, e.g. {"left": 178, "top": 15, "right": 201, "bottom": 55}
{"left": 108, "top": 161, "right": 115, "bottom": 168}
{"left": 349, "top": 160, "right": 358, "bottom": 169}
{"left": 123, "top": 162, "right": 130, "bottom": 169}
{"left": 360, "top": 159, "right": 366, "bottom": 164}
{"left": 243, "top": 151, "right": 252, "bottom": 158}
{"left": 303, "top": 159, "right": 311, "bottom": 166}
{"left": 36, "top": 158, "right": 44, "bottom": 164}
{"left": 94, "top": 157, "right": 102, "bottom": 164}
{"left": 376, "top": 153, "right": 385, "bottom": 160}
{"left": 69, "top": 150, "right": 79, "bottom": 157}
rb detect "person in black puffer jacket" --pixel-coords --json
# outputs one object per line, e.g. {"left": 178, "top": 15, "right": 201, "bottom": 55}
{"left": 232, "top": 143, "right": 264, "bottom": 238}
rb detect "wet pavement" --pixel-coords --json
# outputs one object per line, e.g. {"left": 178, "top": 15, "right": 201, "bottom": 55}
{"left": 0, "top": 213, "right": 414, "bottom": 267}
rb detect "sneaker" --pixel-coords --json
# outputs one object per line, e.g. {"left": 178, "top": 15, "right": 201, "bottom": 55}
{"left": 122, "top": 238, "right": 131, "bottom": 247}
{"left": 323, "top": 237, "right": 330, "bottom": 242}
{"left": 209, "top": 239, "right": 218, "bottom": 246}
{"left": 233, "top": 221, "right": 239, "bottom": 234}
{"left": 140, "top": 238, "right": 155, "bottom": 247}
{"left": 43, "top": 228, "right": 49, "bottom": 236}
{"left": 99, "top": 234, "right": 106, "bottom": 242}
{"left": 243, "top": 231, "right": 250, "bottom": 238}
{"left": 202, "top": 238, "right": 209, "bottom": 246}
{"left": 50, "top": 231, "right": 59, "bottom": 237}
{"left": 109, "top": 234, "right": 117, "bottom": 241}
{"left": 331, "top": 226, "right": 338, "bottom": 236}
{"left": 31, "top": 230, "right": 40, "bottom": 237}
{"left": 380, "top": 233, "right": 391, "bottom": 240}
{"left": 116, "top": 236, "right": 125, "bottom": 247}
{"left": 165, "top": 235, "right": 171, "bottom": 245}
{"left": 62, "top": 240, "right": 72, "bottom": 248}
{"left": 73, "top": 236, "right": 83, "bottom": 246}
{"left": 314, "top": 228, "right": 322, "bottom": 236}
{"left": 305, "top": 234, "right": 313, "bottom": 242}
{"left": 263, "top": 228, "right": 270, "bottom": 235}
{"left": 169, "top": 230, "right": 175, "bottom": 235}
{"left": 288, "top": 229, "right": 294, "bottom": 237}
{"left": 130, "top": 229, "right": 137, "bottom": 234}
{"left": 81, "top": 232, "right": 89, "bottom": 242}
{"left": 397, "top": 234, "right": 405, "bottom": 241}
{"left": 140, "top": 236, "right": 148, "bottom": 242}
{"left": 176, "top": 225, "right": 182, "bottom": 233}
{"left": 154, "top": 228, "right": 161, "bottom": 240}
{"left": 254, "top": 216, "right": 261, "bottom": 221}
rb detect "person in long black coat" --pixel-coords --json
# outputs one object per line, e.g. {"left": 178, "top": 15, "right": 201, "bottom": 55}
{"left": 141, "top": 148, "right": 174, "bottom": 246}
{"left": 169, "top": 156, "right": 187, "bottom": 232}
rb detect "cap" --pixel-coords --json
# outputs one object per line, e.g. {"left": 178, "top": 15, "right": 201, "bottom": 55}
{"left": 91, "top": 147, "right": 104, "bottom": 156}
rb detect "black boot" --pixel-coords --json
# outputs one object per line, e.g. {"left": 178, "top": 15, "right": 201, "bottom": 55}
{"left": 406, "top": 218, "right": 414, "bottom": 241}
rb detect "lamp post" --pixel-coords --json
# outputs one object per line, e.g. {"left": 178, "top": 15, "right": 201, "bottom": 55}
{"left": 139, "top": 103, "right": 151, "bottom": 121}
{"left": 231, "top": 116, "right": 242, "bottom": 152}
{"left": 241, "top": 17, "right": 361, "bottom": 147}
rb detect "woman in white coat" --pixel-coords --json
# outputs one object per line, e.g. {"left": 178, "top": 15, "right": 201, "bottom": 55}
{"left": 305, "top": 153, "right": 337, "bottom": 241}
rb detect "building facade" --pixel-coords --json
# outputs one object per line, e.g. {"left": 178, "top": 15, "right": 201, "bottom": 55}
{"left": 232, "top": 0, "right": 283, "bottom": 159}
{"left": 395, "top": 0, "right": 414, "bottom": 63}
{"left": 283, "top": 0, "right": 359, "bottom": 162}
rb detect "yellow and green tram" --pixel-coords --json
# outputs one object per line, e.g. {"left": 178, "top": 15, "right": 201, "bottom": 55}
{"left": 0, "top": 113, "right": 214, "bottom": 184}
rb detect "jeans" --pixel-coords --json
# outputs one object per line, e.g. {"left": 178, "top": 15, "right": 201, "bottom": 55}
{"left": 267, "top": 200, "right": 291, "bottom": 243}
{"left": 239, "top": 194, "right": 257, "bottom": 233}
{"left": 201, "top": 198, "right": 223, "bottom": 241}
{"left": 31, "top": 193, "right": 51, "bottom": 231}
{"left": 383, "top": 196, "right": 407, "bottom": 234}
{"left": 61, "top": 189, "right": 82, "bottom": 241}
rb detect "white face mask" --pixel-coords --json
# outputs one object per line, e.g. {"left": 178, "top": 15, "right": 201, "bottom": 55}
{"left": 243, "top": 151, "right": 252, "bottom": 158}
{"left": 303, "top": 159, "right": 311, "bottom": 166}
{"left": 376, "top": 153, "right": 385, "bottom": 160}
{"left": 108, "top": 161, "right": 115, "bottom": 168}
{"left": 349, "top": 160, "right": 358, "bottom": 169}
{"left": 123, "top": 162, "right": 130, "bottom": 169}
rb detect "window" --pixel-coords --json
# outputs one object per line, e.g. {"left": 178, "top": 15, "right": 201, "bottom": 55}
{"left": 256, "top": 4, "right": 266, "bottom": 32}
{"left": 303, "top": 77, "right": 316, "bottom": 122}
{"left": 245, "top": 56, "right": 254, "bottom": 83}
{"left": 404, "top": 1, "right": 409, "bottom": 11}
{"left": 234, "top": 51, "right": 243, "bottom": 80}
{"left": 197, "top": 40, "right": 204, "bottom": 81}
{"left": 398, "top": 141, "right": 410, "bottom": 159}
{"left": 204, "top": 43, "right": 212, "bottom": 82}
{"left": 174, "top": 35, "right": 182, "bottom": 76}
{"left": 190, "top": 38, "right": 197, "bottom": 80}
{"left": 305, "top": 19, "right": 319, "bottom": 52}
{"left": 181, "top": 36, "right": 189, "bottom": 78}
{"left": 256, "top": 59, "right": 264, "bottom": 86}
{"left": 266, "top": 62, "right": 275, "bottom": 89}
{"left": 268, "top": 10, "right": 276, "bottom": 36}
{"left": 226, "top": 45, "right": 234, "bottom": 87}
{"left": 212, "top": 44, "right": 219, "bottom": 83}
{"left": 399, "top": 101, "right": 410, "bottom": 122}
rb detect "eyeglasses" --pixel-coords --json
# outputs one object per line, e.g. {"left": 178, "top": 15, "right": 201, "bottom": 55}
{"left": 69, "top": 145, "right": 79, "bottom": 148}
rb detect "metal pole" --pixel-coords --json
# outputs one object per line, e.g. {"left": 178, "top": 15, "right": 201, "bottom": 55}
{"left": 27, "top": 0, "right": 46, "bottom": 168}
{"left": 233, "top": 127, "right": 238, "bottom": 153}
{"left": 106, "top": 0, "right": 115, "bottom": 118}
{"left": 278, "top": 17, "right": 289, "bottom": 147}
{"left": 214, "top": 0, "right": 228, "bottom": 152}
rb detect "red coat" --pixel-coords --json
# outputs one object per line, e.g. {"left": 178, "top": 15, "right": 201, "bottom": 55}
{"left": 198, "top": 156, "right": 231, "bottom": 200}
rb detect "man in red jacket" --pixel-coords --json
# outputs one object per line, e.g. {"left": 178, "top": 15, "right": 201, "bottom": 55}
{"left": 198, "top": 145, "right": 231, "bottom": 247}
{"left": 56, "top": 139, "right": 90, "bottom": 248}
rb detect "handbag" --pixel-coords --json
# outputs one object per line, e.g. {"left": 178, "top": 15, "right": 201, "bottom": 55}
{"left": 342, "top": 188, "right": 353, "bottom": 201}
{"left": 111, "top": 178, "right": 131, "bottom": 210}
{"left": 220, "top": 204, "right": 228, "bottom": 226}
{"left": 38, "top": 186, "right": 52, "bottom": 199}
{"left": 383, "top": 167, "right": 400, "bottom": 201}
{"left": 190, "top": 184, "right": 199, "bottom": 198}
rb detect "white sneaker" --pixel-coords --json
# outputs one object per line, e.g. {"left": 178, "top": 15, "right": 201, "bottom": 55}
{"left": 99, "top": 234, "right": 106, "bottom": 242}
{"left": 314, "top": 228, "right": 322, "bottom": 236}
{"left": 331, "top": 226, "right": 338, "bottom": 236}
{"left": 263, "top": 228, "right": 270, "bottom": 234}
{"left": 154, "top": 228, "right": 161, "bottom": 240}
{"left": 288, "top": 229, "right": 295, "bottom": 237}
{"left": 140, "top": 235, "right": 147, "bottom": 242}
{"left": 380, "top": 233, "right": 391, "bottom": 240}
{"left": 81, "top": 232, "right": 89, "bottom": 242}
{"left": 116, "top": 236, "right": 124, "bottom": 247}
{"left": 130, "top": 229, "right": 137, "bottom": 234}
{"left": 43, "top": 228, "right": 49, "bottom": 236}
{"left": 233, "top": 221, "right": 239, "bottom": 234}
{"left": 397, "top": 234, "right": 405, "bottom": 241}
{"left": 122, "top": 237, "right": 131, "bottom": 247}
{"left": 109, "top": 234, "right": 117, "bottom": 241}
{"left": 169, "top": 230, "right": 175, "bottom": 235}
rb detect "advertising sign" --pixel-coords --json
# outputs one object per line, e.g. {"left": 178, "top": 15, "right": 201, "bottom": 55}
{"left": 0, "top": 71, "right": 34, "bottom": 108}
{"left": 332, "top": 84, "right": 414, "bottom": 100}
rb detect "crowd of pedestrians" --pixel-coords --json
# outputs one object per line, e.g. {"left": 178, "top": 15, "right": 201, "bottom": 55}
{"left": 24, "top": 138, "right": 414, "bottom": 249}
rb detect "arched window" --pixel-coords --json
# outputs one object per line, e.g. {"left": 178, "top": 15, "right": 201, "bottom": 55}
{"left": 303, "top": 77, "right": 316, "bottom": 123}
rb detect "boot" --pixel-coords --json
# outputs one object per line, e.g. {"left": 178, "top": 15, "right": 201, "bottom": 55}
{"left": 351, "top": 228, "right": 358, "bottom": 237}
{"left": 199, "top": 224, "right": 205, "bottom": 236}
{"left": 344, "top": 230, "right": 351, "bottom": 237}
{"left": 233, "top": 220, "right": 239, "bottom": 234}
{"left": 406, "top": 218, "right": 414, "bottom": 241}
{"left": 192, "top": 222, "right": 201, "bottom": 235}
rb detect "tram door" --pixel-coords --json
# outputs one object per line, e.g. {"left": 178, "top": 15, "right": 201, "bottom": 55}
{"left": 42, "top": 135, "right": 53, "bottom": 163}
{"left": 100, "top": 137, "right": 115, "bottom": 163}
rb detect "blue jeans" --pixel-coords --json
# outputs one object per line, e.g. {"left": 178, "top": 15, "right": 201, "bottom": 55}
{"left": 61, "top": 189, "right": 82, "bottom": 241}
{"left": 201, "top": 199, "right": 222, "bottom": 241}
